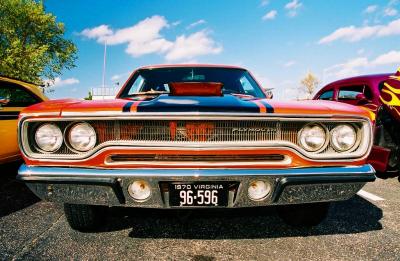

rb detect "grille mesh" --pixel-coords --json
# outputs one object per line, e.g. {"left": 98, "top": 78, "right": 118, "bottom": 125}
{"left": 93, "top": 120, "right": 281, "bottom": 143}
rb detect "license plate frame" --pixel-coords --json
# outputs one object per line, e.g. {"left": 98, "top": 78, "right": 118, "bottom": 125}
{"left": 168, "top": 182, "right": 230, "bottom": 207}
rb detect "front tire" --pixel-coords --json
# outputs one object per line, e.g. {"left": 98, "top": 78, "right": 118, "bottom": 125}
{"left": 64, "top": 203, "right": 107, "bottom": 231}
{"left": 277, "top": 202, "right": 330, "bottom": 227}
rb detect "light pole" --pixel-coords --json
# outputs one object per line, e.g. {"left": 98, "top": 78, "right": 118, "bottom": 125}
{"left": 102, "top": 41, "right": 107, "bottom": 99}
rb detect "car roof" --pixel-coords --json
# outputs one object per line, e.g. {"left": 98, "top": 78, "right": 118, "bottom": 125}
{"left": 136, "top": 64, "right": 247, "bottom": 70}
{"left": 0, "top": 76, "right": 48, "bottom": 101}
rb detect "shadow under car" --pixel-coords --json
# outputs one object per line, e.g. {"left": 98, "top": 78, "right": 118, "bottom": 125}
{"left": 89, "top": 195, "right": 383, "bottom": 239}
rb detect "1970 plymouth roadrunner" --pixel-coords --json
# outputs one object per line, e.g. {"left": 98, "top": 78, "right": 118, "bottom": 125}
{"left": 17, "top": 65, "right": 376, "bottom": 231}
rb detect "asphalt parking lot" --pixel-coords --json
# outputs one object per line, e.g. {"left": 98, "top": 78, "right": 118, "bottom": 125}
{"left": 1, "top": 162, "right": 399, "bottom": 261}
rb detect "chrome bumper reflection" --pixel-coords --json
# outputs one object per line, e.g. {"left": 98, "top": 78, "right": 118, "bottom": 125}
{"left": 17, "top": 164, "right": 376, "bottom": 208}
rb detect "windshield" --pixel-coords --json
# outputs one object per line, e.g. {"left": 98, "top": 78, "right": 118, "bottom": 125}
{"left": 119, "top": 67, "right": 266, "bottom": 98}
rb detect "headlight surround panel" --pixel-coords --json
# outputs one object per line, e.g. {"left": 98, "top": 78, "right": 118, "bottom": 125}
{"left": 19, "top": 117, "right": 372, "bottom": 161}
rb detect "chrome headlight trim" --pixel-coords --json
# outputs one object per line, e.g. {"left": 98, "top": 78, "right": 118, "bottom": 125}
{"left": 65, "top": 122, "right": 97, "bottom": 152}
{"left": 297, "top": 123, "right": 329, "bottom": 153}
{"left": 34, "top": 123, "right": 63, "bottom": 153}
{"left": 330, "top": 124, "right": 360, "bottom": 152}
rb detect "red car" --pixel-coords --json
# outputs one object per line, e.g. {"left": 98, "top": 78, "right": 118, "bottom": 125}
{"left": 314, "top": 71, "right": 400, "bottom": 179}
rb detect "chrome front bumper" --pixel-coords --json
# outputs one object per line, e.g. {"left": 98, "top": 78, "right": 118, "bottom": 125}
{"left": 17, "top": 164, "right": 376, "bottom": 208}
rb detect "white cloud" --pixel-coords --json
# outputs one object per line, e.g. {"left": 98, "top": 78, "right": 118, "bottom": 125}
{"left": 285, "top": 0, "right": 302, "bottom": 17}
{"left": 44, "top": 77, "right": 79, "bottom": 88}
{"left": 165, "top": 30, "right": 222, "bottom": 61}
{"left": 318, "top": 18, "right": 400, "bottom": 44}
{"left": 324, "top": 50, "right": 400, "bottom": 80}
{"left": 260, "top": 0, "right": 269, "bottom": 7}
{"left": 186, "top": 19, "right": 206, "bottom": 29}
{"left": 126, "top": 38, "right": 173, "bottom": 57}
{"left": 80, "top": 25, "right": 112, "bottom": 39}
{"left": 364, "top": 5, "right": 378, "bottom": 14}
{"left": 384, "top": 7, "right": 398, "bottom": 16}
{"left": 285, "top": 0, "right": 302, "bottom": 9}
{"left": 80, "top": 15, "right": 222, "bottom": 61}
{"left": 376, "top": 19, "right": 400, "bottom": 36}
{"left": 371, "top": 50, "right": 400, "bottom": 65}
{"left": 357, "top": 48, "right": 365, "bottom": 55}
{"left": 324, "top": 57, "right": 369, "bottom": 79}
{"left": 283, "top": 60, "right": 296, "bottom": 67}
{"left": 262, "top": 10, "right": 277, "bottom": 20}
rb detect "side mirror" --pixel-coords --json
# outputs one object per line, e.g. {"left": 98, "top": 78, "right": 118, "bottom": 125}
{"left": 0, "top": 96, "right": 10, "bottom": 107}
{"left": 355, "top": 93, "right": 369, "bottom": 105}
{"left": 264, "top": 88, "right": 274, "bottom": 99}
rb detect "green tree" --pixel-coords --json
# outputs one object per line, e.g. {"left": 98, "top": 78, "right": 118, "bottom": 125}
{"left": 84, "top": 91, "right": 93, "bottom": 100}
{"left": 0, "top": 0, "right": 77, "bottom": 85}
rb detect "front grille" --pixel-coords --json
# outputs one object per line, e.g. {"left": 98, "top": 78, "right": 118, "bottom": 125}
{"left": 108, "top": 154, "right": 285, "bottom": 162}
{"left": 23, "top": 118, "right": 369, "bottom": 160}
{"left": 92, "top": 120, "right": 280, "bottom": 143}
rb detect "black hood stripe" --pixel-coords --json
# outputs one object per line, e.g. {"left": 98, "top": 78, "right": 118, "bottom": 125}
{"left": 132, "top": 95, "right": 270, "bottom": 113}
{"left": 122, "top": 102, "right": 134, "bottom": 112}
{"left": 259, "top": 100, "right": 274, "bottom": 113}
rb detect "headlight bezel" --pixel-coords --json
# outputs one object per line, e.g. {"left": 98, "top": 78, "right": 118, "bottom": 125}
{"left": 330, "top": 123, "right": 360, "bottom": 152}
{"left": 34, "top": 123, "right": 63, "bottom": 153}
{"left": 65, "top": 122, "right": 97, "bottom": 152}
{"left": 297, "top": 123, "right": 329, "bottom": 153}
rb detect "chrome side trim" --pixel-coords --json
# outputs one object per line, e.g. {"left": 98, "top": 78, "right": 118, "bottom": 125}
{"left": 21, "top": 112, "right": 371, "bottom": 120}
{"left": 20, "top": 112, "right": 60, "bottom": 117}
{"left": 18, "top": 164, "right": 375, "bottom": 178}
{"left": 18, "top": 146, "right": 367, "bottom": 164}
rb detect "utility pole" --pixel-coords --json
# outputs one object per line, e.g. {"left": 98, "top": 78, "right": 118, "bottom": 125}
{"left": 102, "top": 41, "right": 107, "bottom": 99}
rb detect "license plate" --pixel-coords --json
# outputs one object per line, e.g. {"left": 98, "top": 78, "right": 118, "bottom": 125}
{"left": 169, "top": 182, "right": 229, "bottom": 207}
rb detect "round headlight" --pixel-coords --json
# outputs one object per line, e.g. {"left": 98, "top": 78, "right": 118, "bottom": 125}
{"left": 298, "top": 124, "right": 327, "bottom": 152}
{"left": 35, "top": 123, "right": 63, "bottom": 152}
{"left": 68, "top": 122, "right": 97, "bottom": 152}
{"left": 331, "top": 124, "right": 357, "bottom": 152}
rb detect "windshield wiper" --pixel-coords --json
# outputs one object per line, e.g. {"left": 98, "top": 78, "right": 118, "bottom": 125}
{"left": 230, "top": 93, "right": 255, "bottom": 98}
{"left": 128, "top": 90, "right": 169, "bottom": 96}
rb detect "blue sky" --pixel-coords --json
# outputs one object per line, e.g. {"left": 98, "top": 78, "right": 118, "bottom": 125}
{"left": 44, "top": 0, "right": 400, "bottom": 100}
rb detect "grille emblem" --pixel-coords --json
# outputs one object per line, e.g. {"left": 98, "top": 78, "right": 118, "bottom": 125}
{"left": 169, "top": 121, "right": 215, "bottom": 141}
{"left": 232, "top": 127, "right": 275, "bottom": 133}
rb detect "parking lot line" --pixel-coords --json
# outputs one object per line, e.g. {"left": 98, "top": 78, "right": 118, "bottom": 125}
{"left": 357, "top": 189, "right": 385, "bottom": 201}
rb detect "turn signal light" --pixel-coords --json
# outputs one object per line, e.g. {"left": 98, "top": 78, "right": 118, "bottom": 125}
{"left": 248, "top": 180, "right": 271, "bottom": 201}
{"left": 128, "top": 180, "right": 151, "bottom": 201}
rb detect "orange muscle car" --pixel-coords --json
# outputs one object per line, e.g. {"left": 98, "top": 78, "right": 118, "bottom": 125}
{"left": 0, "top": 76, "right": 47, "bottom": 164}
{"left": 17, "top": 65, "right": 375, "bottom": 231}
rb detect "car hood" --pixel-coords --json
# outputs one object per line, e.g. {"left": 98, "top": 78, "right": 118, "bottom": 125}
{"left": 22, "top": 95, "right": 373, "bottom": 120}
